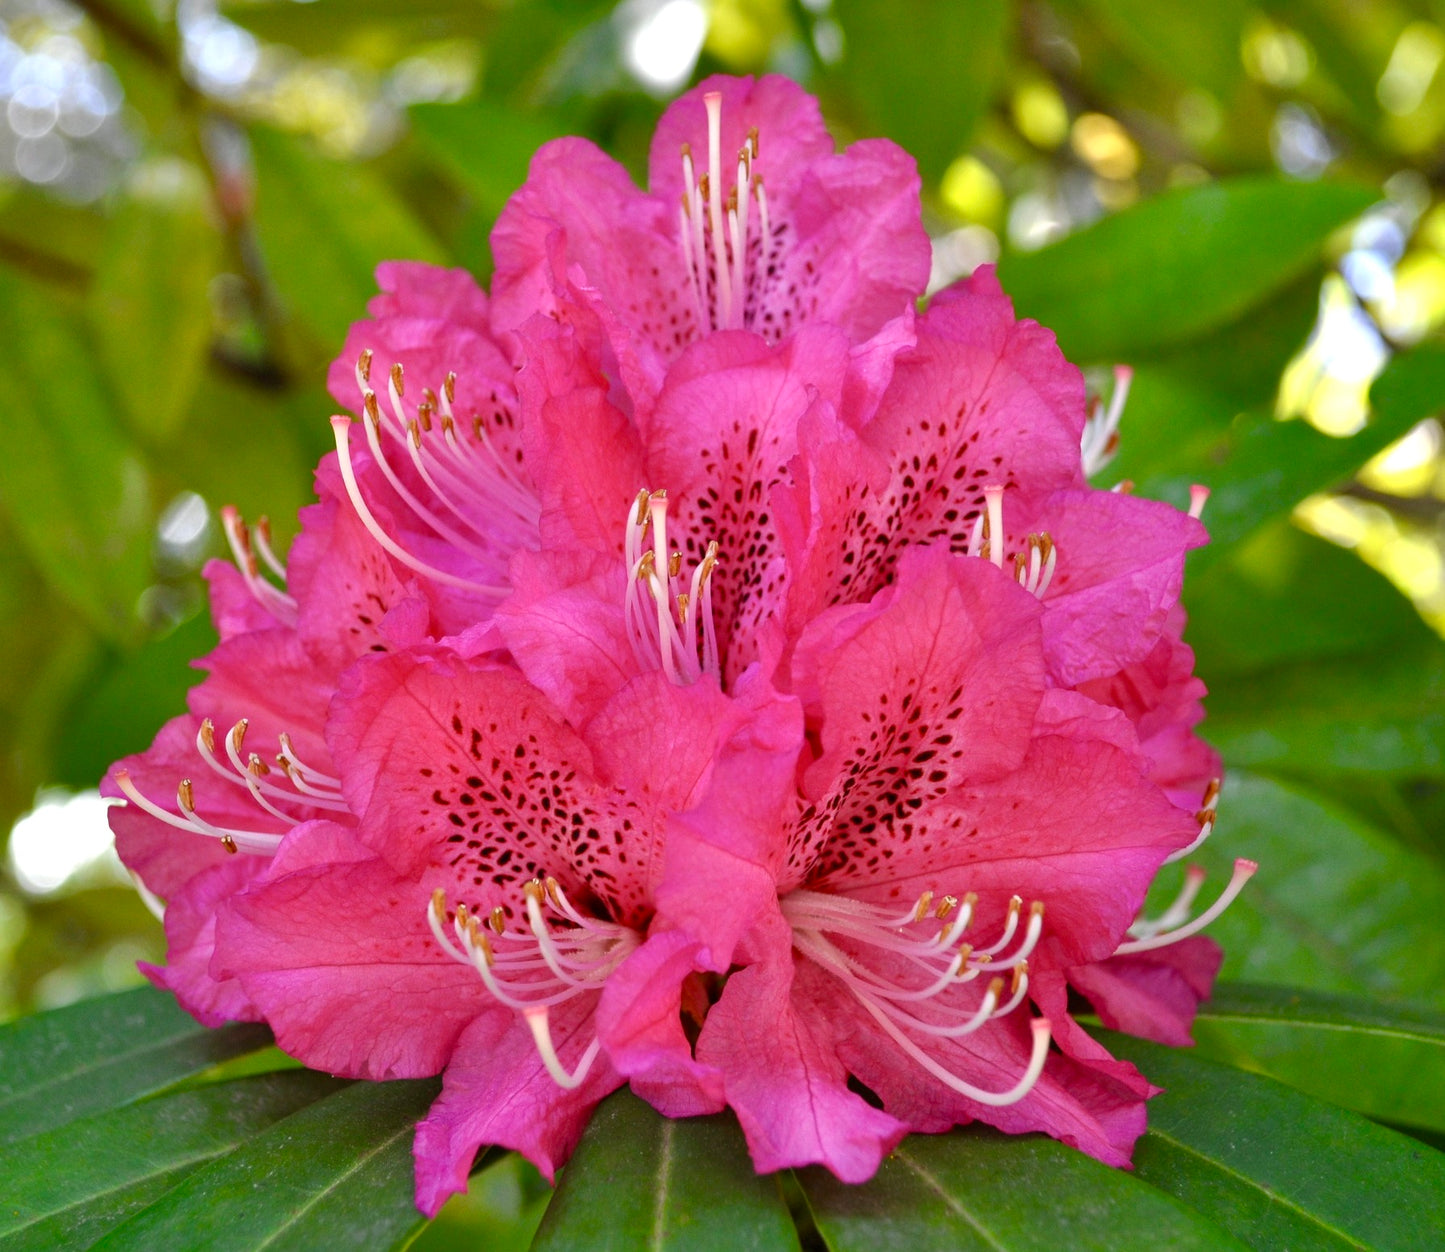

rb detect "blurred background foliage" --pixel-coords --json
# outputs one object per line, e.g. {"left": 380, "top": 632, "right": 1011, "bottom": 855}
{"left": 2, "top": 0, "right": 1445, "bottom": 1230}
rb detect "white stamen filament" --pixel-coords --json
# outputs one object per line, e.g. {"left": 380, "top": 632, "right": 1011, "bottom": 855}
{"left": 675, "top": 96, "right": 771, "bottom": 334}
{"left": 128, "top": 869, "right": 167, "bottom": 922}
{"left": 329, "top": 417, "right": 509, "bottom": 597}
{"left": 623, "top": 488, "right": 721, "bottom": 685}
{"left": 1164, "top": 778, "right": 1221, "bottom": 865}
{"left": 783, "top": 887, "right": 1048, "bottom": 1102}
{"left": 429, "top": 884, "right": 638, "bottom": 1088}
{"left": 113, "top": 769, "right": 281, "bottom": 854}
{"left": 219, "top": 507, "right": 298, "bottom": 625}
{"left": 1128, "top": 865, "right": 1207, "bottom": 940}
{"left": 984, "top": 485, "right": 1005, "bottom": 571}
{"left": 1115, "top": 858, "right": 1258, "bottom": 955}
{"left": 1081, "top": 364, "right": 1131, "bottom": 478}
{"left": 524, "top": 1008, "right": 602, "bottom": 1090}
{"left": 1188, "top": 484, "right": 1210, "bottom": 520}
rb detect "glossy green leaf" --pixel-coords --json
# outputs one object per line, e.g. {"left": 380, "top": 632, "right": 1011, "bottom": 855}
{"left": 411, "top": 99, "right": 565, "bottom": 218}
{"left": 0, "top": 1071, "right": 345, "bottom": 1242}
{"left": 1162, "top": 773, "right": 1445, "bottom": 1005}
{"left": 832, "top": 0, "right": 1009, "bottom": 180}
{"left": 998, "top": 178, "right": 1374, "bottom": 360}
{"left": 0, "top": 985, "right": 272, "bottom": 1144}
{"left": 0, "top": 266, "right": 152, "bottom": 644}
{"left": 1187, "top": 521, "right": 1433, "bottom": 677}
{"left": 249, "top": 126, "right": 445, "bottom": 351}
{"left": 531, "top": 1090, "right": 800, "bottom": 1252}
{"left": 94, "top": 1077, "right": 439, "bottom": 1251}
{"left": 0, "top": 1166, "right": 197, "bottom": 1252}
{"left": 1105, "top": 1033, "right": 1445, "bottom": 1250}
{"left": 90, "top": 160, "right": 220, "bottom": 443}
{"left": 1140, "top": 399, "right": 1427, "bottom": 573}
{"left": 799, "top": 1128, "right": 1243, "bottom": 1251}
{"left": 1192, "top": 982, "right": 1445, "bottom": 1133}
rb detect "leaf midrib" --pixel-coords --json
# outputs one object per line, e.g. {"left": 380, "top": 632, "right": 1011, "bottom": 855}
{"left": 249, "top": 1118, "right": 418, "bottom": 1250}
{"left": 0, "top": 1024, "right": 203, "bottom": 1112}
{"left": 890, "top": 1145, "right": 1008, "bottom": 1252}
{"left": 1197, "top": 1011, "right": 1445, "bottom": 1046}
{"left": 649, "top": 1117, "right": 676, "bottom": 1252}
{"left": 1142, "top": 1126, "right": 1368, "bottom": 1250}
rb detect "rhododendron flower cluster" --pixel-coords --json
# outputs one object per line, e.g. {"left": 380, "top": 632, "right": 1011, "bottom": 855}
{"left": 104, "top": 75, "right": 1252, "bottom": 1214}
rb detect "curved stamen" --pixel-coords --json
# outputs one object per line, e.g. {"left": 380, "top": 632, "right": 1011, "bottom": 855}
{"left": 112, "top": 770, "right": 282, "bottom": 854}
{"left": 330, "top": 416, "right": 509, "bottom": 597}
{"left": 1081, "top": 364, "right": 1131, "bottom": 478}
{"left": 219, "top": 507, "right": 298, "bottom": 625}
{"left": 1165, "top": 778, "right": 1221, "bottom": 865}
{"left": 523, "top": 1006, "right": 602, "bottom": 1090}
{"left": 1115, "top": 858, "right": 1257, "bottom": 954}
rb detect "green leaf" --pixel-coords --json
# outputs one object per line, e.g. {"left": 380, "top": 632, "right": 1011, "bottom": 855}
{"left": 798, "top": 1128, "right": 1244, "bottom": 1251}
{"left": 411, "top": 99, "right": 565, "bottom": 218}
{"left": 94, "top": 1078, "right": 440, "bottom": 1251}
{"left": 56, "top": 611, "right": 219, "bottom": 794}
{"left": 1187, "top": 521, "right": 1433, "bottom": 677}
{"left": 249, "top": 126, "right": 445, "bottom": 351}
{"left": 1139, "top": 402, "right": 1426, "bottom": 574}
{"left": 832, "top": 0, "right": 1009, "bottom": 181}
{"left": 1075, "top": 0, "right": 1248, "bottom": 98}
{"left": 221, "top": 0, "right": 500, "bottom": 62}
{"left": 998, "top": 178, "right": 1375, "bottom": 361}
{"left": 0, "top": 1166, "right": 197, "bottom": 1252}
{"left": 1163, "top": 773, "right": 1445, "bottom": 1005}
{"left": 1104, "top": 1032, "right": 1445, "bottom": 1251}
{"left": 531, "top": 1090, "right": 800, "bottom": 1252}
{"left": 90, "top": 159, "right": 220, "bottom": 443}
{"left": 0, "top": 1071, "right": 345, "bottom": 1242}
{"left": 0, "top": 266, "right": 153, "bottom": 644}
{"left": 1192, "top": 982, "right": 1445, "bottom": 1133}
{"left": 0, "top": 983, "right": 272, "bottom": 1146}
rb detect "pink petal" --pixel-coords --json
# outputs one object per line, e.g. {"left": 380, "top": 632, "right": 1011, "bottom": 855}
{"left": 642, "top": 324, "right": 851, "bottom": 679}
{"left": 327, "top": 648, "right": 655, "bottom": 926}
{"left": 819, "top": 958, "right": 1148, "bottom": 1167}
{"left": 695, "top": 914, "right": 908, "bottom": 1180}
{"left": 140, "top": 855, "right": 266, "bottom": 1027}
{"left": 1069, "top": 938, "right": 1224, "bottom": 1047}
{"left": 648, "top": 75, "right": 930, "bottom": 346}
{"left": 203, "top": 559, "right": 278, "bottom": 641}
{"left": 214, "top": 821, "right": 492, "bottom": 1079}
{"left": 822, "top": 266, "right": 1086, "bottom": 604}
{"left": 595, "top": 928, "right": 725, "bottom": 1117}
{"left": 514, "top": 313, "right": 646, "bottom": 555}
{"left": 493, "top": 547, "right": 636, "bottom": 732}
{"left": 413, "top": 1000, "right": 621, "bottom": 1214}
{"left": 788, "top": 547, "right": 1046, "bottom": 887}
{"left": 1020, "top": 487, "right": 1208, "bottom": 687}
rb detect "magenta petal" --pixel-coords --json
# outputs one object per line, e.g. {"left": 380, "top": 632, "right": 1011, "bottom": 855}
{"left": 142, "top": 855, "right": 266, "bottom": 1027}
{"left": 413, "top": 1000, "right": 621, "bottom": 1214}
{"left": 596, "top": 929, "right": 725, "bottom": 1117}
{"left": 696, "top": 918, "right": 908, "bottom": 1180}
{"left": 1070, "top": 938, "right": 1223, "bottom": 1047}
{"left": 203, "top": 559, "right": 279, "bottom": 641}
{"left": 514, "top": 314, "right": 646, "bottom": 555}
{"left": 214, "top": 823, "right": 492, "bottom": 1079}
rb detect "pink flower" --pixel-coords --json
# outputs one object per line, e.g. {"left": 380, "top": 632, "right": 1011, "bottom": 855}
{"left": 103, "top": 73, "right": 1250, "bottom": 1218}
{"left": 490, "top": 73, "right": 931, "bottom": 417}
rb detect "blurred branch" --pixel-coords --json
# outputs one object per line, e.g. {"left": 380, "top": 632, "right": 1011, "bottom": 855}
{"left": 1340, "top": 482, "right": 1445, "bottom": 525}
{"left": 73, "top": 0, "right": 184, "bottom": 82}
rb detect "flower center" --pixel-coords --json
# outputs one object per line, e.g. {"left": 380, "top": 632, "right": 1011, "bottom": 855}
{"left": 623, "top": 487, "right": 722, "bottom": 685}
{"left": 969, "top": 483, "right": 1058, "bottom": 598}
{"left": 328, "top": 352, "right": 540, "bottom": 598}
{"left": 428, "top": 877, "right": 640, "bottom": 1089}
{"left": 677, "top": 91, "right": 771, "bottom": 334}
{"left": 782, "top": 886, "right": 1052, "bottom": 1107}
